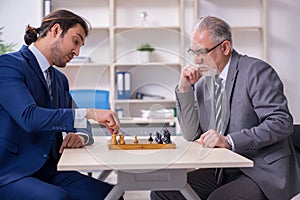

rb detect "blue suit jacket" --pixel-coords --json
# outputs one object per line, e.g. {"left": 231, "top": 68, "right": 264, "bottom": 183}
{"left": 0, "top": 45, "right": 92, "bottom": 186}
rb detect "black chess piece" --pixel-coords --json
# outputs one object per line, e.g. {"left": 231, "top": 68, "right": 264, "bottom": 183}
{"left": 162, "top": 128, "right": 171, "bottom": 144}
{"left": 155, "top": 132, "right": 163, "bottom": 144}
{"left": 148, "top": 133, "right": 154, "bottom": 142}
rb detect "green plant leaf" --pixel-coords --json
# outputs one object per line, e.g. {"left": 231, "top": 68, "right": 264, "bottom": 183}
{"left": 137, "top": 43, "right": 155, "bottom": 52}
{"left": 0, "top": 27, "right": 17, "bottom": 54}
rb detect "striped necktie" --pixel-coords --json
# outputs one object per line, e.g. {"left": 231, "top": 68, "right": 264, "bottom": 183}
{"left": 214, "top": 75, "right": 224, "bottom": 185}
{"left": 214, "top": 75, "right": 223, "bottom": 133}
{"left": 45, "top": 68, "right": 52, "bottom": 100}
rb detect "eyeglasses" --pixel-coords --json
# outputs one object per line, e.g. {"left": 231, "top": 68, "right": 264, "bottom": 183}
{"left": 187, "top": 40, "right": 227, "bottom": 57}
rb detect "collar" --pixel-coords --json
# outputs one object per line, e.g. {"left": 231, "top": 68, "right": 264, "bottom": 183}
{"left": 219, "top": 55, "right": 232, "bottom": 83}
{"left": 29, "top": 44, "right": 51, "bottom": 73}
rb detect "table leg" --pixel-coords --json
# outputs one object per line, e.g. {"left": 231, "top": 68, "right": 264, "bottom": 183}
{"left": 104, "top": 185, "right": 124, "bottom": 200}
{"left": 104, "top": 169, "right": 200, "bottom": 199}
{"left": 179, "top": 183, "right": 201, "bottom": 200}
{"left": 97, "top": 170, "right": 113, "bottom": 181}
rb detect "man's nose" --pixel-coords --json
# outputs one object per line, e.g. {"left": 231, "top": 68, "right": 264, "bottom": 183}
{"left": 73, "top": 48, "right": 80, "bottom": 56}
{"left": 194, "top": 56, "right": 204, "bottom": 64}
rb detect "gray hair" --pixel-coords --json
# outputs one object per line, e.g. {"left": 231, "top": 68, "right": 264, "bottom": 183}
{"left": 193, "top": 16, "right": 232, "bottom": 46}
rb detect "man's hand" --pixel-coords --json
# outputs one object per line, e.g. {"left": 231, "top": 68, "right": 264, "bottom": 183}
{"left": 59, "top": 132, "right": 84, "bottom": 153}
{"left": 86, "top": 109, "right": 120, "bottom": 134}
{"left": 197, "top": 129, "right": 230, "bottom": 149}
{"left": 178, "top": 64, "right": 203, "bottom": 92}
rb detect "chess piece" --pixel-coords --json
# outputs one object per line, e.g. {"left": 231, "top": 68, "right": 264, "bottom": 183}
{"left": 111, "top": 133, "right": 118, "bottom": 145}
{"left": 162, "top": 128, "right": 171, "bottom": 144}
{"left": 118, "top": 132, "right": 123, "bottom": 144}
{"left": 155, "top": 132, "right": 163, "bottom": 144}
{"left": 119, "top": 134, "right": 125, "bottom": 145}
{"left": 148, "top": 133, "right": 154, "bottom": 143}
{"left": 133, "top": 135, "right": 139, "bottom": 144}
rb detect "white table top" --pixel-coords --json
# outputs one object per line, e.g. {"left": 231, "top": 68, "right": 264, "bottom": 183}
{"left": 58, "top": 136, "right": 253, "bottom": 172}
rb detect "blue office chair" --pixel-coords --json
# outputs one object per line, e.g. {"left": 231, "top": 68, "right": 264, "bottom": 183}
{"left": 70, "top": 89, "right": 110, "bottom": 109}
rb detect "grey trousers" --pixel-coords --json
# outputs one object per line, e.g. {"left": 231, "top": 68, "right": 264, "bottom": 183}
{"left": 150, "top": 168, "right": 267, "bottom": 200}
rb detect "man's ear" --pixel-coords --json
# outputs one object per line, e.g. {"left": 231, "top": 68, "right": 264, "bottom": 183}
{"left": 50, "top": 23, "right": 61, "bottom": 38}
{"left": 222, "top": 40, "right": 231, "bottom": 55}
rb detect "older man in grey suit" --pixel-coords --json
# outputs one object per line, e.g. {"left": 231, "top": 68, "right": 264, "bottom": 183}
{"left": 151, "top": 16, "right": 300, "bottom": 200}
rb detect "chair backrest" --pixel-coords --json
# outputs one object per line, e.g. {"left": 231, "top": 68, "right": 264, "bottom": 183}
{"left": 292, "top": 124, "right": 300, "bottom": 152}
{"left": 70, "top": 90, "right": 110, "bottom": 110}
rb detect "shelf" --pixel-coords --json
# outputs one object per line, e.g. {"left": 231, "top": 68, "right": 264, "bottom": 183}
{"left": 89, "top": 117, "right": 177, "bottom": 125}
{"left": 114, "top": 26, "right": 181, "bottom": 32}
{"left": 66, "top": 63, "right": 109, "bottom": 67}
{"left": 120, "top": 117, "right": 177, "bottom": 124}
{"left": 114, "top": 99, "right": 176, "bottom": 104}
{"left": 90, "top": 26, "right": 110, "bottom": 31}
{"left": 231, "top": 26, "right": 262, "bottom": 31}
{"left": 114, "top": 62, "right": 181, "bottom": 67}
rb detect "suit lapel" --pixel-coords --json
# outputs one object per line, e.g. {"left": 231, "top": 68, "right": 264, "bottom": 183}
{"left": 223, "top": 50, "right": 240, "bottom": 134}
{"left": 20, "top": 46, "right": 52, "bottom": 101}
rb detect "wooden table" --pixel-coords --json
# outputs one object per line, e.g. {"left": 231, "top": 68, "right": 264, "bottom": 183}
{"left": 58, "top": 136, "right": 253, "bottom": 200}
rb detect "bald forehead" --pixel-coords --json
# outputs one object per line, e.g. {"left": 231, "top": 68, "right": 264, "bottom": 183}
{"left": 190, "top": 30, "right": 213, "bottom": 47}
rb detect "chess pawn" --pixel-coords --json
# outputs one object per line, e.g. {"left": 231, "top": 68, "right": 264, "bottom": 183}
{"left": 148, "top": 133, "right": 154, "bottom": 143}
{"left": 118, "top": 133, "right": 123, "bottom": 144}
{"left": 133, "top": 135, "right": 139, "bottom": 144}
{"left": 119, "top": 134, "right": 125, "bottom": 145}
{"left": 111, "top": 133, "right": 118, "bottom": 145}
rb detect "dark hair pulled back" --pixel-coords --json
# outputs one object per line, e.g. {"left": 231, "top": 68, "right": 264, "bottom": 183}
{"left": 24, "top": 9, "right": 90, "bottom": 45}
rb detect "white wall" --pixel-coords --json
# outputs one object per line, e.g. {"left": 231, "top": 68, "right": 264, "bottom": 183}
{"left": 0, "top": 0, "right": 43, "bottom": 49}
{"left": 1, "top": 0, "right": 300, "bottom": 123}
{"left": 267, "top": 0, "right": 300, "bottom": 123}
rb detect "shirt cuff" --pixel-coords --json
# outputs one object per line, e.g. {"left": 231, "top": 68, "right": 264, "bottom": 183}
{"left": 227, "top": 135, "right": 235, "bottom": 151}
{"left": 75, "top": 132, "right": 89, "bottom": 145}
{"left": 74, "top": 109, "right": 87, "bottom": 128}
{"left": 62, "top": 132, "right": 89, "bottom": 145}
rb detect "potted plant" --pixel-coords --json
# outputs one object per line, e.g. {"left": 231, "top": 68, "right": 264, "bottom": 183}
{"left": 0, "top": 27, "right": 16, "bottom": 55}
{"left": 137, "top": 43, "right": 155, "bottom": 63}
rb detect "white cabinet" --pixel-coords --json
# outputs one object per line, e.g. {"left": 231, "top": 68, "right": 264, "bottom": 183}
{"left": 47, "top": 0, "right": 266, "bottom": 129}
{"left": 49, "top": 0, "right": 197, "bottom": 127}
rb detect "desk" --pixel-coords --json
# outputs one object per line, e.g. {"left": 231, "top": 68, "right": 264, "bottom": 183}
{"left": 58, "top": 136, "right": 253, "bottom": 200}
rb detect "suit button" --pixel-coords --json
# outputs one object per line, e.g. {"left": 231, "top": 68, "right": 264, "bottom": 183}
{"left": 43, "top": 154, "right": 48, "bottom": 158}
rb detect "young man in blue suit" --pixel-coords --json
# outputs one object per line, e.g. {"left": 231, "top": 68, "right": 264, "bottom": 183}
{"left": 0, "top": 10, "right": 122, "bottom": 199}
{"left": 151, "top": 16, "right": 300, "bottom": 200}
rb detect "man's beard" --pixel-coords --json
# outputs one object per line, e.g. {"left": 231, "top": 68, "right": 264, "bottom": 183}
{"left": 50, "top": 39, "right": 67, "bottom": 68}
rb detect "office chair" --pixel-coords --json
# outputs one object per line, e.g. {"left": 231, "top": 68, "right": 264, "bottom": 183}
{"left": 291, "top": 124, "right": 300, "bottom": 153}
{"left": 290, "top": 124, "right": 300, "bottom": 200}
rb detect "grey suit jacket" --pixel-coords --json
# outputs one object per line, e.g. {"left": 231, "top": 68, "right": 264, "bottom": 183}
{"left": 176, "top": 50, "right": 300, "bottom": 199}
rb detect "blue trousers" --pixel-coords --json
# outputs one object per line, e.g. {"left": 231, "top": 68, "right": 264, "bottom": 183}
{"left": 0, "top": 158, "right": 119, "bottom": 200}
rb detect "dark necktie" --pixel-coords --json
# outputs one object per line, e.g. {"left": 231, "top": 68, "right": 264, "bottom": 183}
{"left": 45, "top": 68, "right": 53, "bottom": 100}
{"left": 45, "top": 67, "right": 62, "bottom": 161}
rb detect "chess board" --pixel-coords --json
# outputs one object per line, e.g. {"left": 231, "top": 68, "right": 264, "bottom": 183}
{"left": 108, "top": 139, "right": 176, "bottom": 150}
